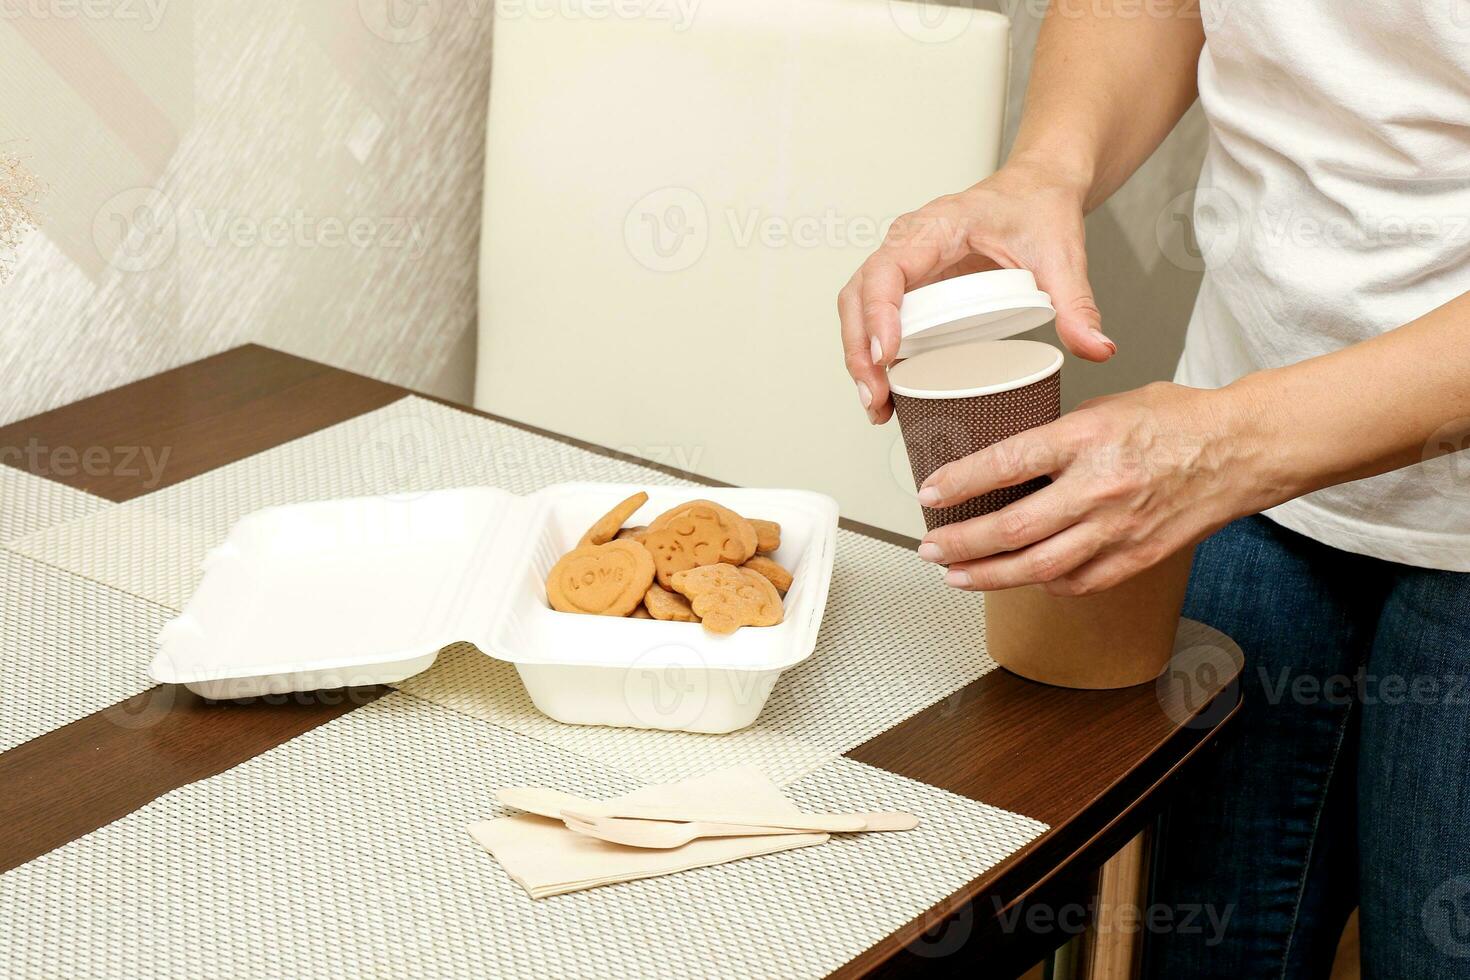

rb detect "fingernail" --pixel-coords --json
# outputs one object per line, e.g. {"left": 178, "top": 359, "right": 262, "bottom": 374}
{"left": 945, "top": 568, "right": 971, "bottom": 588}
{"left": 917, "top": 487, "right": 942, "bottom": 507}
{"left": 917, "top": 542, "right": 943, "bottom": 562}
{"left": 870, "top": 336, "right": 884, "bottom": 366}
{"left": 1098, "top": 333, "right": 1118, "bottom": 355}
{"left": 856, "top": 381, "right": 873, "bottom": 409}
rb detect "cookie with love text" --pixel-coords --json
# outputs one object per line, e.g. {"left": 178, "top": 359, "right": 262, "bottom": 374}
{"left": 546, "top": 539, "right": 655, "bottom": 617}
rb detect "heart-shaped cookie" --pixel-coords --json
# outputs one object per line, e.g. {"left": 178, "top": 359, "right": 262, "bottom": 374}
{"left": 669, "top": 562, "right": 783, "bottom": 634}
{"left": 546, "top": 539, "right": 655, "bottom": 617}
{"left": 644, "top": 500, "right": 758, "bottom": 588}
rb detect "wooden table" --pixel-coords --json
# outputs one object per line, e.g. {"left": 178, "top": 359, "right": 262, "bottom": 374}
{"left": 0, "top": 345, "right": 1241, "bottom": 980}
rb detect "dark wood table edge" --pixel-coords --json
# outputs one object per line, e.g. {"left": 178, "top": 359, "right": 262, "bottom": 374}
{"left": 0, "top": 344, "right": 1241, "bottom": 980}
{"left": 830, "top": 694, "right": 1241, "bottom": 978}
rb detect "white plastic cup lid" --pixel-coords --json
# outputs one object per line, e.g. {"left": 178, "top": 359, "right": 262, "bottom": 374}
{"left": 895, "top": 269, "right": 1056, "bottom": 359}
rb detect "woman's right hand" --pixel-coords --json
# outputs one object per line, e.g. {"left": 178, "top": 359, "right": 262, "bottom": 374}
{"left": 838, "top": 160, "right": 1117, "bottom": 425}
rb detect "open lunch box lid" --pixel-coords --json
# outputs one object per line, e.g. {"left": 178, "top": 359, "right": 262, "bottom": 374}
{"left": 149, "top": 483, "right": 840, "bottom": 701}
{"left": 895, "top": 268, "right": 1057, "bottom": 359}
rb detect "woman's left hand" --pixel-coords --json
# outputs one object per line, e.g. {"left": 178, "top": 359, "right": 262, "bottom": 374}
{"left": 915, "top": 381, "right": 1274, "bottom": 595}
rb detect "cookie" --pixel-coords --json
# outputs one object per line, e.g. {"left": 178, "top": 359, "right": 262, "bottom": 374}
{"left": 644, "top": 583, "right": 698, "bottom": 623}
{"left": 615, "top": 525, "right": 648, "bottom": 543}
{"left": 742, "top": 554, "right": 793, "bottom": 594}
{"left": 546, "top": 539, "right": 655, "bottom": 617}
{"left": 630, "top": 604, "right": 653, "bottom": 619}
{"left": 578, "top": 491, "right": 650, "bottom": 547}
{"left": 751, "top": 519, "right": 781, "bottom": 554}
{"left": 649, "top": 500, "right": 759, "bottom": 551}
{"left": 669, "top": 563, "right": 783, "bottom": 635}
{"left": 643, "top": 500, "right": 759, "bottom": 588}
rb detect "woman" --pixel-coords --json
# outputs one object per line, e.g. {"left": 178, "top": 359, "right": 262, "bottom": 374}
{"left": 839, "top": 3, "right": 1470, "bottom": 977}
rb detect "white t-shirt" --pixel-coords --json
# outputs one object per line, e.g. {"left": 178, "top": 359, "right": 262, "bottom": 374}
{"left": 1177, "top": 1, "right": 1470, "bottom": 571}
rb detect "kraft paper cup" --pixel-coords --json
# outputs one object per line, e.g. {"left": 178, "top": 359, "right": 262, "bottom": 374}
{"left": 981, "top": 548, "right": 1196, "bottom": 689}
{"left": 888, "top": 338, "right": 1190, "bottom": 690}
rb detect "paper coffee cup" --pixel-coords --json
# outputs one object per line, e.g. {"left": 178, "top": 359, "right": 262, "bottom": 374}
{"left": 887, "top": 336, "right": 1191, "bottom": 690}
{"left": 889, "top": 339, "right": 1063, "bottom": 531}
{"left": 982, "top": 548, "right": 1196, "bottom": 689}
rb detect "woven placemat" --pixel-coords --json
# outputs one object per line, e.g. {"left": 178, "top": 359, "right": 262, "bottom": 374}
{"left": 9, "top": 397, "right": 996, "bottom": 782}
{"left": 0, "top": 468, "right": 108, "bottom": 545}
{"left": 399, "top": 516, "right": 990, "bottom": 785}
{"left": 0, "top": 550, "right": 174, "bottom": 753}
{"left": 0, "top": 691, "right": 1045, "bottom": 980}
{"left": 8, "top": 397, "right": 700, "bottom": 610}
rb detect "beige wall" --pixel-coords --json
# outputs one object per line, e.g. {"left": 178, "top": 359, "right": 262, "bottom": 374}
{"left": 1, "top": 0, "right": 1205, "bottom": 470}
{"left": 0, "top": 0, "right": 493, "bottom": 426}
{"left": 986, "top": 0, "right": 1208, "bottom": 409}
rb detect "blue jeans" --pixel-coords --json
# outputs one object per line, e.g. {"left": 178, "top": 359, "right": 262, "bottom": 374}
{"left": 1143, "top": 515, "right": 1470, "bottom": 979}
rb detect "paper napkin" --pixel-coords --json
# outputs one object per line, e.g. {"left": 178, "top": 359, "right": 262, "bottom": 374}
{"left": 469, "top": 766, "right": 827, "bottom": 899}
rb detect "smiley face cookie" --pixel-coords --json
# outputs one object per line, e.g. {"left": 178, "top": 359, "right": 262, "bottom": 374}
{"left": 644, "top": 500, "right": 759, "bottom": 588}
{"left": 578, "top": 491, "right": 650, "bottom": 547}
{"left": 669, "top": 562, "right": 784, "bottom": 634}
{"left": 546, "top": 539, "right": 655, "bottom": 617}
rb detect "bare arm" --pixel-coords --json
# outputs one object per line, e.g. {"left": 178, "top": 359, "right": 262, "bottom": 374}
{"left": 1011, "top": 1, "right": 1205, "bottom": 212}
{"left": 1238, "top": 292, "right": 1470, "bottom": 505}
{"left": 916, "top": 293, "right": 1470, "bottom": 594}
{"left": 839, "top": 0, "right": 1205, "bottom": 421}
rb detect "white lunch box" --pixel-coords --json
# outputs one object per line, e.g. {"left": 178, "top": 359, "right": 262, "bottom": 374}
{"left": 149, "top": 483, "right": 839, "bottom": 734}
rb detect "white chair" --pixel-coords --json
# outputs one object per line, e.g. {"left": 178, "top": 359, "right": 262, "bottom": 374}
{"left": 477, "top": 0, "right": 1010, "bottom": 536}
